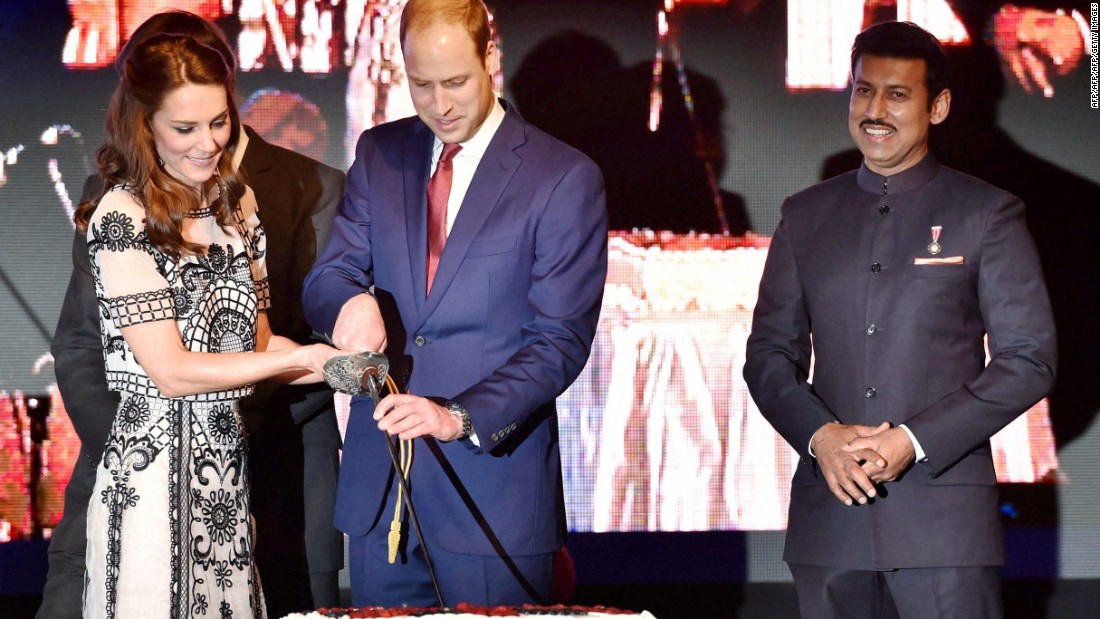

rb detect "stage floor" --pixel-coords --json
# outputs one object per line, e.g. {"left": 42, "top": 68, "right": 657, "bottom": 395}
{"left": 4, "top": 580, "right": 1100, "bottom": 619}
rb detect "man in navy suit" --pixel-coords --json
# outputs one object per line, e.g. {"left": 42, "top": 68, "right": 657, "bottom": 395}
{"left": 302, "top": 0, "right": 607, "bottom": 607}
{"left": 744, "top": 21, "right": 1055, "bottom": 618}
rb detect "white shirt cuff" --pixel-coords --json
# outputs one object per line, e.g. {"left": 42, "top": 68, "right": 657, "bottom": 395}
{"left": 898, "top": 423, "right": 926, "bottom": 462}
{"left": 808, "top": 421, "right": 840, "bottom": 458}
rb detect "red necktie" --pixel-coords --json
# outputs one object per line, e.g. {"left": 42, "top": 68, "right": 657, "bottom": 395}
{"left": 427, "top": 143, "right": 462, "bottom": 296}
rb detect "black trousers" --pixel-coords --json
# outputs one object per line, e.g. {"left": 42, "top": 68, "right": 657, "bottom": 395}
{"left": 37, "top": 448, "right": 97, "bottom": 619}
{"left": 789, "top": 563, "right": 1003, "bottom": 619}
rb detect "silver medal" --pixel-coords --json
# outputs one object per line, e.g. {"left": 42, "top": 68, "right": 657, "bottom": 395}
{"left": 928, "top": 226, "right": 942, "bottom": 255}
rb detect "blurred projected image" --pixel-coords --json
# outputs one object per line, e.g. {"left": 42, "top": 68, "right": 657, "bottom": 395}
{"left": 63, "top": 0, "right": 342, "bottom": 72}
{"left": 64, "top": 0, "right": 227, "bottom": 67}
{"left": 241, "top": 88, "right": 329, "bottom": 162}
{"left": 786, "top": 0, "right": 1091, "bottom": 97}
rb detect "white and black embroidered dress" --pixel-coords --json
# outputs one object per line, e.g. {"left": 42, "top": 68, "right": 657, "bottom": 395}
{"left": 83, "top": 184, "right": 270, "bottom": 618}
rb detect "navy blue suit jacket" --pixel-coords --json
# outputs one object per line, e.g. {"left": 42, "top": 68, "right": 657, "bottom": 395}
{"left": 303, "top": 102, "right": 608, "bottom": 557}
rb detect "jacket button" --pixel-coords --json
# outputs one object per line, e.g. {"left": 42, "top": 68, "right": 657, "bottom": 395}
{"left": 866, "top": 324, "right": 877, "bottom": 335}
{"left": 870, "top": 262, "right": 882, "bottom": 273}
{"left": 414, "top": 335, "right": 427, "bottom": 347}
{"left": 866, "top": 387, "right": 877, "bottom": 398}
{"left": 879, "top": 204, "right": 890, "bottom": 215}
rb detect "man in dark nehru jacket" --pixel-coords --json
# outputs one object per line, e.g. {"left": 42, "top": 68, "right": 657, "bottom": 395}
{"left": 744, "top": 21, "right": 1056, "bottom": 619}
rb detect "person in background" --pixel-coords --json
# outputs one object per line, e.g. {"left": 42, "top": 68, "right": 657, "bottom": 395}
{"left": 744, "top": 21, "right": 1055, "bottom": 618}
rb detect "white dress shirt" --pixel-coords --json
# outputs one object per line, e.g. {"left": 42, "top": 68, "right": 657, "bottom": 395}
{"left": 429, "top": 99, "right": 506, "bottom": 235}
{"left": 426, "top": 100, "right": 506, "bottom": 446}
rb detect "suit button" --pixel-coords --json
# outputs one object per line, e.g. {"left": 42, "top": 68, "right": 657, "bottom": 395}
{"left": 866, "top": 387, "right": 877, "bottom": 398}
{"left": 870, "top": 262, "right": 882, "bottom": 273}
{"left": 879, "top": 204, "right": 890, "bottom": 215}
{"left": 414, "top": 335, "right": 427, "bottom": 347}
{"left": 866, "top": 324, "right": 877, "bottom": 335}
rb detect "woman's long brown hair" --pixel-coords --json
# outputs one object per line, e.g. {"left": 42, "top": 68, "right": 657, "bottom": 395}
{"left": 74, "top": 33, "right": 246, "bottom": 257}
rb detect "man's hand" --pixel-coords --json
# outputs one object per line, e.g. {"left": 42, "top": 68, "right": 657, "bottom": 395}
{"left": 332, "top": 293, "right": 387, "bottom": 352}
{"left": 374, "top": 394, "right": 464, "bottom": 442}
{"left": 812, "top": 422, "right": 890, "bottom": 506}
{"left": 993, "top": 5, "right": 1086, "bottom": 97}
{"left": 843, "top": 426, "right": 916, "bottom": 483}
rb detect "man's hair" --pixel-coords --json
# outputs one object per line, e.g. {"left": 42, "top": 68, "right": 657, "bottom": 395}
{"left": 851, "top": 21, "right": 950, "bottom": 109}
{"left": 399, "top": 0, "right": 492, "bottom": 66}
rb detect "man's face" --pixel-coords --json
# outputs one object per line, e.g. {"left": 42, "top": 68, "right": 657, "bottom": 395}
{"left": 403, "top": 22, "right": 499, "bottom": 144}
{"left": 848, "top": 54, "right": 950, "bottom": 176}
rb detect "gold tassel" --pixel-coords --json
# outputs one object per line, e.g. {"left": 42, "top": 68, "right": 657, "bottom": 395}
{"left": 384, "top": 388, "right": 413, "bottom": 567}
{"left": 387, "top": 520, "right": 403, "bottom": 564}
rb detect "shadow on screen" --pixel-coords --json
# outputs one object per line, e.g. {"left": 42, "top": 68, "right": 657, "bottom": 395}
{"left": 511, "top": 31, "right": 751, "bottom": 235}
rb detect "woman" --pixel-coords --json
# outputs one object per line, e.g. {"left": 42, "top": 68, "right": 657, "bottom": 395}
{"left": 73, "top": 31, "right": 341, "bottom": 618}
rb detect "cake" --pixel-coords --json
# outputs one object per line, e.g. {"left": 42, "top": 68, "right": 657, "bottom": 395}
{"left": 282, "top": 603, "right": 657, "bottom": 618}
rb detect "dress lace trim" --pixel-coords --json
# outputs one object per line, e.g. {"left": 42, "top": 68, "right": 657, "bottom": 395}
{"left": 254, "top": 277, "right": 271, "bottom": 310}
{"left": 107, "top": 288, "right": 176, "bottom": 328}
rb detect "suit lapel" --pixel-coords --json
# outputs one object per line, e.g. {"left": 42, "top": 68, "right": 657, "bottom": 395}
{"left": 419, "top": 106, "right": 525, "bottom": 323}
{"left": 240, "top": 128, "right": 276, "bottom": 206}
{"left": 404, "top": 124, "right": 435, "bottom": 314}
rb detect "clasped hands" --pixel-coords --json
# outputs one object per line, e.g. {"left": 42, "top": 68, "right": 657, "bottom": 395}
{"left": 993, "top": 5, "right": 1086, "bottom": 98}
{"left": 812, "top": 422, "right": 917, "bottom": 507}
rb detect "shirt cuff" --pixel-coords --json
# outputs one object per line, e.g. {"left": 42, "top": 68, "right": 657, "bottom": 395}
{"left": 898, "top": 423, "right": 927, "bottom": 462}
{"left": 808, "top": 421, "right": 840, "bottom": 458}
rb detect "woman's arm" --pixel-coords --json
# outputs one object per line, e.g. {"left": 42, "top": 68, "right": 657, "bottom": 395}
{"left": 120, "top": 311, "right": 340, "bottom": 397}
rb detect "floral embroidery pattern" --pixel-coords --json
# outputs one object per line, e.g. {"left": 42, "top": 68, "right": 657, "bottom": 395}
{"left": 205, "top": 244, "right": 229, "bottom": 273}
{"left": 117, "top": 396, "right": 151, "bottom": 433}
{"left": 200, "top": 488, "right": 240, "bottom": 547}
{"left": 207, "top": 404, "right": 239, "bottom": 445}
{"left": 97, "top": 210, "right": 137, "bottom": 252}
{"left": 214, "top": 560, "right": 233, "bottom": 590}
{"left": 173, "top": 287, "right": 193, "bottom": 318}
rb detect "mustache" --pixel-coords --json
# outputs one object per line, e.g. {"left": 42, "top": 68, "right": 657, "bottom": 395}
{"left": 860, "top": 119, "right": 896, "bottom": 131}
